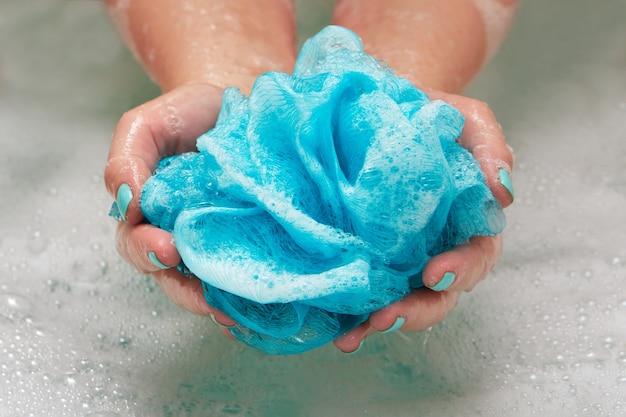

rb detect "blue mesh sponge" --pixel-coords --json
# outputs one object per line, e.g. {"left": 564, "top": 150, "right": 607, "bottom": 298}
{"left": 140, "top": 26, "right": 506, "bottom": 354}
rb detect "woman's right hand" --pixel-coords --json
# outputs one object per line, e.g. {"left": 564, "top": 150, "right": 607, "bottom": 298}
{"left": 104, "top": 82, "right": 236, "bottom": 328}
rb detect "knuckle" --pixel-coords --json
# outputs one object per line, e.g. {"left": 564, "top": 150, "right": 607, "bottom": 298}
{"left": 160, "top": 106, "right": 184, "bottom": 140}
{"left": 467, "top": 99, "right": 493, "bottom": 118}
{"left": 119, "top": 105, "right": 146, "bottom": 125}
{"left": 103, "top": 156, "right": 122, "bottom": 187}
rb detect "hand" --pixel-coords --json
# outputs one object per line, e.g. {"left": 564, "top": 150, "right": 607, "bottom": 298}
{"left": 104, "top": 82, "right": 236, "bottom": 327}
{"left": 334, "top": 91, "right": 514, "bottom": 353}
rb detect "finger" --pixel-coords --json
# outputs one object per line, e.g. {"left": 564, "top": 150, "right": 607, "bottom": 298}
{"left": 368, "top": 288, "right": 461, "bottom": 333}
{"left": 104, "top": 83, "right": 224, "bottom": 224}
{"left": 151, "top": 269, "right": 236, "bottom": 326}
{"left": 151, "top": 269, "right": 234, "bottom": 328}
{"left": 151, "top": 268, "right": 211, "bottom": 316}
{"left": 334, "top": 321, "right": 372, "bottom": 353}
{"left": 334, "top": 211, "right": 503, "bottom": 351}
{"left": 429, "top": 91, "right": 515, "bottom": 208}
{"left": 456, "top": 99, "right": 515, "bottom": 207}
{"left": 334, "top": 287, "right": 462, "bottom": 351}
{"left": 115, "top": 222, "right": 181, "bottom": 274}
{"left": 115, "top": 221, "right": 236, "bottom": 324}
{"left": 361, "top": 235, "right": 502, "bottom": 338}
{"left": 421, "top": 234, "right": 503, "bottom": 293}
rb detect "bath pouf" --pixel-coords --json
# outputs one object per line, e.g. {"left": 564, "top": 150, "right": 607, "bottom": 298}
{"left": 140, "top": 26, "right": 506, "bottom": 355}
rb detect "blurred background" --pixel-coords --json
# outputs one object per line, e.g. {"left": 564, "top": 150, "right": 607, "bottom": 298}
{"left": 1, "top": 0, "right": 625, "bottom": 416}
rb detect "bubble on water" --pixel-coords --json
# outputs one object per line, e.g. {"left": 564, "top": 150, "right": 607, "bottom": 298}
{"left": 117, "top": 335, "right": 132, "bottom": 347}
{"left": 64, "top": 373, "right": 77, "bottom": 387}
{"left": 221, "top": 403, "right": 243, "bottom": 415}
{"left": 76, "top": 358, "right": 94, "bottom": 372}
{"left": 46, "top": 278, "right": 60, "bottom": 292}
{"left": 72, "top": 258, "right": 108, "bottom": 283}
{"left": 602, "top": 336, "right": 614, "bottom": 349}
{"left": 0, "top": 292, "right": 34, "bottom": 320}
{"left": 27, "top": 230, "right": 49, "bottom": 255}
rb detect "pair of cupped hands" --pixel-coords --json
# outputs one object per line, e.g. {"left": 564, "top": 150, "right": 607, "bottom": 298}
{"left": 104, "top": 81, "right": 514, "bottom": 354}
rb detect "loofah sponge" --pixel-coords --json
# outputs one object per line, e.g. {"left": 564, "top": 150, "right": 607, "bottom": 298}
{"left": 140, "top": 26, "right": 505, "bottom": 354}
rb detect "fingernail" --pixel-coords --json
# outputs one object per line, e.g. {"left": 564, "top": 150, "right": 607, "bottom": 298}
{"left": 209, "top": 313, "right": 232, "bottom": 328}
{"left": 148, "top": 251, "right": 171, "bottom": 269}
{"left": 499, "top": 169, "right": 514, "bottom": 201}
{"left": 382, "top": 316, "right": 405, "bottom": 334}
{"left": 430, "top": 272, "right": 456, "bottom": 291}
{"left": 116, "top": 183, "right": 133, "bottom": 222}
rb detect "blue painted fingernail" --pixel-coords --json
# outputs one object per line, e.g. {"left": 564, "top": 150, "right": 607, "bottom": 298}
{"left": 499, "top": 169, "right": 514, "bottom": 201}
{"left": 148, "top": 251, "right": 170, "bottom": 269}
{"left": 116, "top": 183, "right": 133, "bottom": 222}
{"left": 209, "top": 313, "right": 232, "bottom": 328}
{"left": 382, "top": 316, "right": 405, "bottom": 334}
{"left": 431, "top": 272, "right": 456, "bottom": 291}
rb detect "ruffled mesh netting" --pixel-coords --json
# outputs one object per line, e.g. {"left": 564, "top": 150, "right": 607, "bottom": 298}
{"left": 140, "top": 26, "right": 506, "bottom": 354}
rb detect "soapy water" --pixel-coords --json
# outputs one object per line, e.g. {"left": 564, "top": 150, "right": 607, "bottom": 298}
{"left": 1, "top": 0, "right": 625, "bottom": 416}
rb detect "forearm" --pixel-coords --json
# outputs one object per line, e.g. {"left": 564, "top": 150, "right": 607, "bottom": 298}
{"left": 333, "top": 0, "right": 518, "bottom": 93}
{"left": 104, "top": 0, "right": 297, "bottom": 93}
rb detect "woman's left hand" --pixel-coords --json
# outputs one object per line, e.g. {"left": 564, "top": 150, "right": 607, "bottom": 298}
{"left": 334, "top": 91, "right": 514, "bottom": 353}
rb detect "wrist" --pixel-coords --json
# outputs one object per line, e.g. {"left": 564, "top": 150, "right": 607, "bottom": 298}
{"left": 333, "top": 0, "right": 517, "bottom": 93}
{"left": 105, "top": 0, "right": 297, "bottom": 95}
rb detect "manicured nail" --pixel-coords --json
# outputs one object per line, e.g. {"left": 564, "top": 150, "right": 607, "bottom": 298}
{"left": 209, "top": 312, "right": 234, "bottom": 328}
{"left": 382, "top": 316, "right": 405, "bottom": 334}
{"left": 116, "top": 183, "right": 133, "bottom": 222}
{"left": 430, "top": 272, "right": 456, "bottom": 291}
{"left": 148, "top": 251, "right": 170, "bottom": 269}
{"left": 209, "top": 313, "right": 220, "bottom": 326}
{"left": 499, "top": 169, "right": 514, "bottom": 201}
